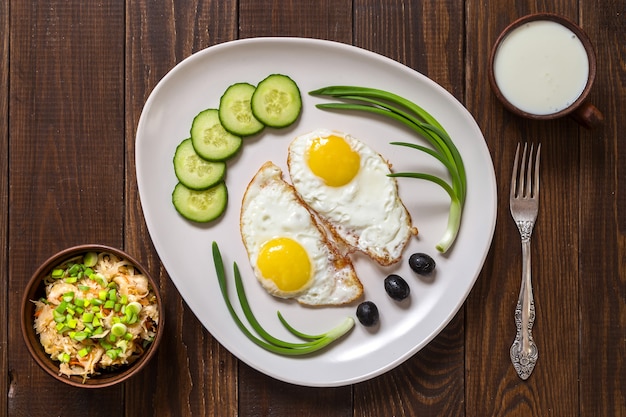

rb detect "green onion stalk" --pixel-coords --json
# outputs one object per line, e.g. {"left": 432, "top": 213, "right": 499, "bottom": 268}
{"left": 309, "top": 86, "right": 467, "bottom": 253}
{"left": 212, "top": 242, "right": 354, "bottom": 355}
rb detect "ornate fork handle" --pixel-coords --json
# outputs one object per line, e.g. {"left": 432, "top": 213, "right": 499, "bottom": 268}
{"left": 510, "top": 220, "right": 538, "bottom": 380}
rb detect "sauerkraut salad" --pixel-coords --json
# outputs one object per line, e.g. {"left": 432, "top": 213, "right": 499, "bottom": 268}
{"left": 32, "top": 251, "right": 159, "bottom": 381}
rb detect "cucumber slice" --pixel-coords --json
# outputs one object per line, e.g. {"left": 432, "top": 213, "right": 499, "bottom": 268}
{"left": 219, "top": 83, "right": 265, "bottom": 136}
{"left": 251, "top": 74, "right": 302, "bottom": 128}
{"left": 190, "top": 109, "right": 242, "bottom": 161}
{"left": 173, "top": 138, "right": 226, "bottom": 190}
{"left": 172, "top": 182, "right": 228, "bottom": 223}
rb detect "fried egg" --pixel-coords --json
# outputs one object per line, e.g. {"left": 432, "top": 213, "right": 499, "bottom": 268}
{"left": 240, "top": 161, "right": 363, "bottom": 306}
{"left": 287, "top": 129, "right": 416, "bottom": 266}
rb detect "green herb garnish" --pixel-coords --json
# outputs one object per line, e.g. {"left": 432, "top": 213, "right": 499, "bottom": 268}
{"left": 309, "top": 85, "right": 467, "bottom": 253}
{"left": 212, "top": 241, "right": 354, "bottom": 355}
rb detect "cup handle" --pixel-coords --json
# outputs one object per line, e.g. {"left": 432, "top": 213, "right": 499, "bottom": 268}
{"left": 571, "top": 101, "right": 604, "bottom": 129}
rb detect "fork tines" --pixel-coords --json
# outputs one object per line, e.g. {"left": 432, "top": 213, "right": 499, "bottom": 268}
{"left": 511, "top": 143, "right": 541, "bottom": 200}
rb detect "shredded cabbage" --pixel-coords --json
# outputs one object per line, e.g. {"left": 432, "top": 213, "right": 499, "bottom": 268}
{"left": 33, "top": 252, "right": 159, "bottom": 381}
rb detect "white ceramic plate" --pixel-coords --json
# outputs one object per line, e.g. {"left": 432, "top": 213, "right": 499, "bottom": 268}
{"left": 136, "top": 37, "right": 496, "bottom": 387}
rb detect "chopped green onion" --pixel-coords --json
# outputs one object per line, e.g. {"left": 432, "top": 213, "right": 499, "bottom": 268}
{"left": 72, "top": 331, "right": 88, "bottom": 342}
{"left": 55, "top": 301, "right": 68, "bottom": 314}
{"left": 77, "top": 346, "right": 91, "bottom": 358}
{"left": 124, "top": 312, "right": 138, "bottom": 325}
{"left": 212, "top": 242, "right": 354, "bottom": 356}
{"left": 64, "top": 277, "right": 78, "bottom": 284}
{"left": 309, "top": 85, "right": 467, "bottom": 253}
{"left": 62, "top": 292, "right": 74, "bottom": 303}
{"left": 92, "top": 272, "right": 107, "bottom": 286}
{"left": 51, "top": 269, "right": 65, "bottom": 279}
{"left": 111, "top": 322, "right": 127, "bottom": 337}
{"left": 116, "top": 340, "right": 128, "bottom": 353}
{"left": 103, "top": 300, "right": 115, "bottom": 309}
{"left": 68, "top": 263, "right": 82, "bottom": 276}
{"left": 126, "top": 301, "right": 142, "bottom": 315}
{"left": 83, "top": 252, "right": 98, "bottom": 267}
{"left": 55, "top": 322, "right": 67, "bottom": 332}
{"left": 53, "top": 310, "right": 66, "bottom": 323}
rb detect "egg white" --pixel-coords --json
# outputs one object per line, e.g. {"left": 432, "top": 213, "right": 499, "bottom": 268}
{"left": 240, "top": 161, "right": 363, "bottom": 306}
{"left": 287, "top": 129, "right": 415, "bottom": 266}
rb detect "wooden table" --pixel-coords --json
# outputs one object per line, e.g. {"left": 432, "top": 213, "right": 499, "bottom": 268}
{"left": 3, "top": 1, "right": 624, "bottom": 416}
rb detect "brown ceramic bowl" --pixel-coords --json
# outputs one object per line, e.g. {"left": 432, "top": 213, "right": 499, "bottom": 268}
{"left": 21, "top": 244, "right": 164, "bottom": 388}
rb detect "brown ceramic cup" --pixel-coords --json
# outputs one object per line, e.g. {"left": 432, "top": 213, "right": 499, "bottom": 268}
{"left": 489, "top": 13, "right": 603, "bottom": 129}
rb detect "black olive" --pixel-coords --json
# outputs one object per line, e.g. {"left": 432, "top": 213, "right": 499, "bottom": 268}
{"left": 356, "top": 301, "right": 379, "bottom": 327}
{"left": 409, "top": 252, "right": 436, "bottom": 275}
{"left": 384, "top": 274, "right": 410, "bottom": 301}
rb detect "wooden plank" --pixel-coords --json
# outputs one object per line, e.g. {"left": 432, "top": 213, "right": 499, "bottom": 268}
{"left": 7, "top": 1, "right": 125, "bottom": 415}
{"left": 239, "top": 364, "right": 353, "bottom": 417}
{"left": 124, "top": 1, "right": 239, "bottom": 415}
{"left": 236, "top": 1, "right": 354, "bottom": 415}
{"left": 352, "top": 1, "right": 466, "bottom": 415}
{"left": 0, "top": 0, "right": 8, "bottom": 414}
{"left": 239, "top": 0, "right": 352, "bottom": 40}
{"left": 465, "top": 1, "right": 581, "bottom": 416}
{"left": 578, "top": 2, "right": 626, "bottom": 416}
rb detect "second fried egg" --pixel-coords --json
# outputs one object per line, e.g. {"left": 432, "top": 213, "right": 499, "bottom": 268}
{"left": 287, "top": 129, "right": 416, "bottom": 266}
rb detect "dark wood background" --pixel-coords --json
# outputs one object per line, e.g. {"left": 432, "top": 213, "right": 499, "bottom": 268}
{"left": 2, "top": 0, "right": 624, "bottom": 416}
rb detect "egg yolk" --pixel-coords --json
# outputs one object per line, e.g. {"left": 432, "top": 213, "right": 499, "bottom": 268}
{"left": 307, "top": 135, "right": 360, "bottom": 186}
{"left": 257, "top": 237, "right": 312, "bottom": 293}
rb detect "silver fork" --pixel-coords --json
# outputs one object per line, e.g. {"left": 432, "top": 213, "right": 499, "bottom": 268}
{"left": 509, "top": 143, "right": 541, "bottom": 380}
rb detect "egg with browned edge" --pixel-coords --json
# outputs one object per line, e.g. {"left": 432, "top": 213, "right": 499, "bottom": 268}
{"left": 287, "top": 129, "right": 416, "bottom": 266}
{"left": 240, "top": 161, "right": 363, "bottom": 306}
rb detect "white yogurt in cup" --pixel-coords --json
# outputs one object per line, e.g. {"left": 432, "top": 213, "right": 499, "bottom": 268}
{"left": 489, "top": 13, "right": 602, "bottom": 128}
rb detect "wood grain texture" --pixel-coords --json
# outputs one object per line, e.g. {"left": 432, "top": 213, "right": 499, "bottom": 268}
{"left": 465, "top": 1, "right": 590, "bottom": 416}
{"left": 236, "top": 2, "right": 354, "bottom": 416}
{"left": 0, "top": 0, "right": 8, "bottom": 414}
{"left": 579, "top": 2, "right": 626, "bottom": 416}
{"left": 124, "top": 1, "right": 239, "bottom": 416}
{"left": 354, "top": 313, "right": 465, "bottom": 417}
{"left": 4, "top": 0, "right": 625, "bottom": 416}
{"left": 239, "top": 0, "right": 353, "bottom": 41}
{"left": 352, "top": 1, "right": 466, "bottom": 416}
{"left": 7, "top": 1, "right": 125, "bottom": 415}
